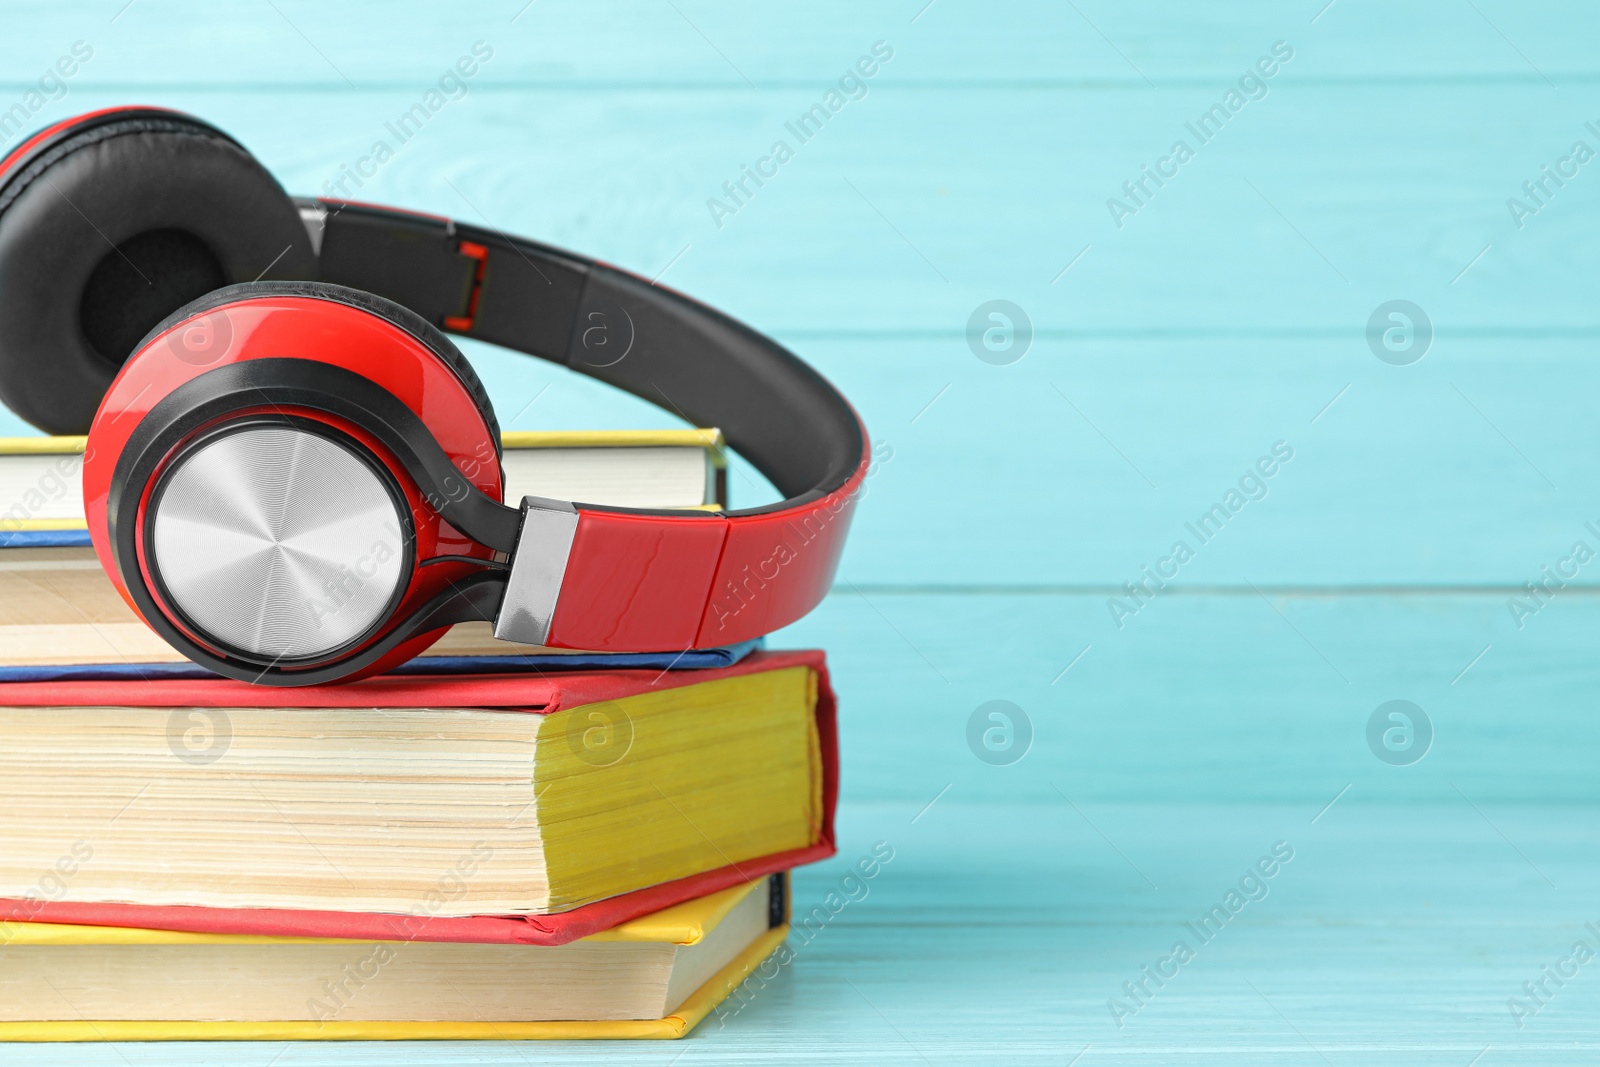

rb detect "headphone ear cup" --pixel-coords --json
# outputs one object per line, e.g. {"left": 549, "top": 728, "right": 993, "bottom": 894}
{"left": 135, "top": 279, "right": 503, "bottom": 453}
{"left": 0, "top": 109, "right": 317, "bottom": 433}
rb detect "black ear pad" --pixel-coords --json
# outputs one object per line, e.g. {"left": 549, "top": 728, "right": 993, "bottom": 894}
{"left": 0, "top": 111, "right": 319, "bottom": 433}
{"left": 134, "top": 279, "right": 503, "bottom": 454}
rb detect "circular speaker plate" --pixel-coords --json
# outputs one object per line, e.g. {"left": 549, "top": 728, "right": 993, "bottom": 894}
{"left": 148, "top": 425, "right": 407, "bottom": 661}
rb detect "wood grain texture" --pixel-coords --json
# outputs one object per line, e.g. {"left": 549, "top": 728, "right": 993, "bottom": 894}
{"left": 778, "top": 587, "right": 1600, "bottom": 807}
{"left": 0, "top": 1, "right": 1595, "bottom": 1060}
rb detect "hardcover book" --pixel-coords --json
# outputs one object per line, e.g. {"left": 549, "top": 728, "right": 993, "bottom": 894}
{"left": 0, "top": 651, "right": 837, "bottom": 944}
{"left": 0, "top": 874, "right": 789, "bottom": 1040}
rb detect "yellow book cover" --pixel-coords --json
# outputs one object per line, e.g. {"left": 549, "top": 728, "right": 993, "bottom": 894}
{"left": 0, "top": 874, "right": 790, "bottom": 1040}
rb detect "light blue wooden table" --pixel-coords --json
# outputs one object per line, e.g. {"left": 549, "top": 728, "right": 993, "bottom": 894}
{"left": 4, "top": 1, "right": 1600, "bottom": 1061}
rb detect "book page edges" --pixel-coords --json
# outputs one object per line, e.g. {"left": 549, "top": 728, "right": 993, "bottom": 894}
{"left": 0, "top": 925, "right": 786, "bottom": 1040}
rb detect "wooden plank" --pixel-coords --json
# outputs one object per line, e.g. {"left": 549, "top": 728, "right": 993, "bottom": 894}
{"left": 38, "top": 81, "right": 1587, "bottom": 336}
{"left": 2, "top": 1, "right": 1596, "bottom": 87}
{"left": 326, "top": 334, "right": 1600, "bottom": 586}
{"left": 776, "top": 590, "right": 1600, "bottom": 805}
{"left": 0, "top": 327, "right": 1588, "bottom": 587}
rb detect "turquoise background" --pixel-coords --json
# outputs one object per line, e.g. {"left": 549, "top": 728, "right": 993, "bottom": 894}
{"left": 4, "top": 1, "right": 1600, "bottom": 1062}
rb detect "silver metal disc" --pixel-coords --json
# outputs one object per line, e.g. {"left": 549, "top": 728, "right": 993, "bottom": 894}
{"left": 149, "top": 426, "right": 407, "bottom": 661}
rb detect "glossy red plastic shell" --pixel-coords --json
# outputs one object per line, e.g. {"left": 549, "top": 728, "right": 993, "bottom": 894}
{"left": 83, "top": 297, "right": 504, "bottom": 652}
{"left": 547, "top": 449, "right": 869, "bottom": 651}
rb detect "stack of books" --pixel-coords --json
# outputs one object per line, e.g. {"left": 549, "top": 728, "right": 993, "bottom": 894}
{"left": 0, "top": 431, "right": 839, "bottom": 1040}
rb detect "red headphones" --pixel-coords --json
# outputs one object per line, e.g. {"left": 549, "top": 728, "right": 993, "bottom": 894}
{"left": 0, "top": 108, "right": 869, "bottom": 686}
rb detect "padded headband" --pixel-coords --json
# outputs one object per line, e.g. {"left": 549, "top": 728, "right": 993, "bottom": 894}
{"left": 308, "top": 201, "right": 866, "bottom": 517}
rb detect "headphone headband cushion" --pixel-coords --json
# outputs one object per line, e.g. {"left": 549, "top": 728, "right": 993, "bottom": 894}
{"left": 0, "top": 110, "right": 318, "bottom": 433}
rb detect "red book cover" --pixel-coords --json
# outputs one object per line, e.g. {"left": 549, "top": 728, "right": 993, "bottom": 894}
{"left": 0, "top": 650, "right": 837, "bottom": 945}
